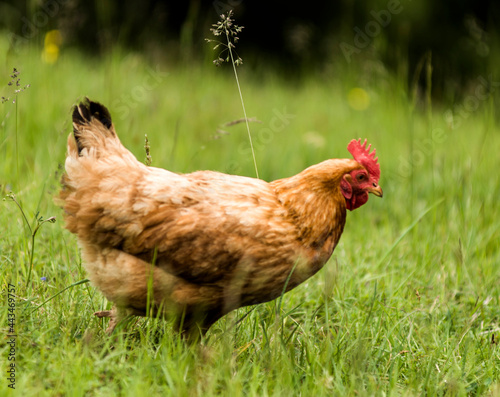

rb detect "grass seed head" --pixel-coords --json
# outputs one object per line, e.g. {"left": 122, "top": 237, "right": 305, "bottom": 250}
{"left": 2, "top": 67, "right": 30, "bottom": 104}
{"left": 206, "top": 10, "right": 244, "bottom": 67}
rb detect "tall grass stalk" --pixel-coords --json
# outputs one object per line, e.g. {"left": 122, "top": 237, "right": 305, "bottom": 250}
{"left": 207, "top": 11, "right": 259, "bottom": 178}
{"left": 225, "top": 34, "right": 258, "bottom": 178}
{"left": 15, "top": 97, "right": 18, "bottom": 190}
{"left": 2, "top": 68, "right": 31, "bottom": 190}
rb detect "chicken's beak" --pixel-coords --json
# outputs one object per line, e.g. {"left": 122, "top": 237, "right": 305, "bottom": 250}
{"left": 369, "top": 183, "right": 383, "bottom": 198}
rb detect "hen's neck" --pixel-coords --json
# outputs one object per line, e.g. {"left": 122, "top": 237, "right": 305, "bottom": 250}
{"left": 271, "top": 159, "right": 361, "bottom": 253}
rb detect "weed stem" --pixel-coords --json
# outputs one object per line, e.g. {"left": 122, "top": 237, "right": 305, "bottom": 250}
{"left": 225, "top": 30, "right": 259, "bottom": 178}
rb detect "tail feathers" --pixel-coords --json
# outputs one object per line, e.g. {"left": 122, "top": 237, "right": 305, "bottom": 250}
{"left": 72, "top": 98, "right": 118, "bottom": 156}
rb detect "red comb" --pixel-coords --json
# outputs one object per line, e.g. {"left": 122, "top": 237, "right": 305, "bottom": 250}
{"left": 347, "top": 138, "right": 380, "bottom": 182}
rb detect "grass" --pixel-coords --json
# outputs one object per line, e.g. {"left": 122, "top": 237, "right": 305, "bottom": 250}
{"left": 1, "top": 34, "right": 500, "bottom": 396}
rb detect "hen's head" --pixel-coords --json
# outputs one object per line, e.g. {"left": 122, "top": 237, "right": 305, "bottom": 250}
{"left": 341, "top": 139, "right": 382, "bottom": 211}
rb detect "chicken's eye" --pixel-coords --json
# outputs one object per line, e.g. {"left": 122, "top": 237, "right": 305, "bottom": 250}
{"left": 356, "top": 173, "right": 366, "bottom": 182}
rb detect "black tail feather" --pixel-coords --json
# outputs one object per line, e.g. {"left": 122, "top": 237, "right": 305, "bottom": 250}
{"left": 73, "top": 98, "right": 113, "bottom": 129}
{"left": 72, "top": 98, "right": 115, "bottom": 154}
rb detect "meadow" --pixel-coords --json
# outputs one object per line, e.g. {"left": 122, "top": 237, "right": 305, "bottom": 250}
{"left": 1, "top": 34, "right": 500, "bottom": 396}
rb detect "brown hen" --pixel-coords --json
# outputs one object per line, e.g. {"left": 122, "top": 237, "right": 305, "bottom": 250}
{"left": 59, "top": 99, "right": 382, "bottom": 338}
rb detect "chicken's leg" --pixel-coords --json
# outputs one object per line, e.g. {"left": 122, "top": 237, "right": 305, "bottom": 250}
{"left": 94, "top": 306, "right": 124, "bottom": 334}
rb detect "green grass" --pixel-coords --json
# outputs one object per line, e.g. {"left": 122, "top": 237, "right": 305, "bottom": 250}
{"left": 1, "top": 35, "right": 500, "bottom": 396}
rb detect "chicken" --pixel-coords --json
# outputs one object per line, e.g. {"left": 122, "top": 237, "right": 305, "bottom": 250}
{"left": 59, "top": 99, "right": 382, "bottom": 339}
